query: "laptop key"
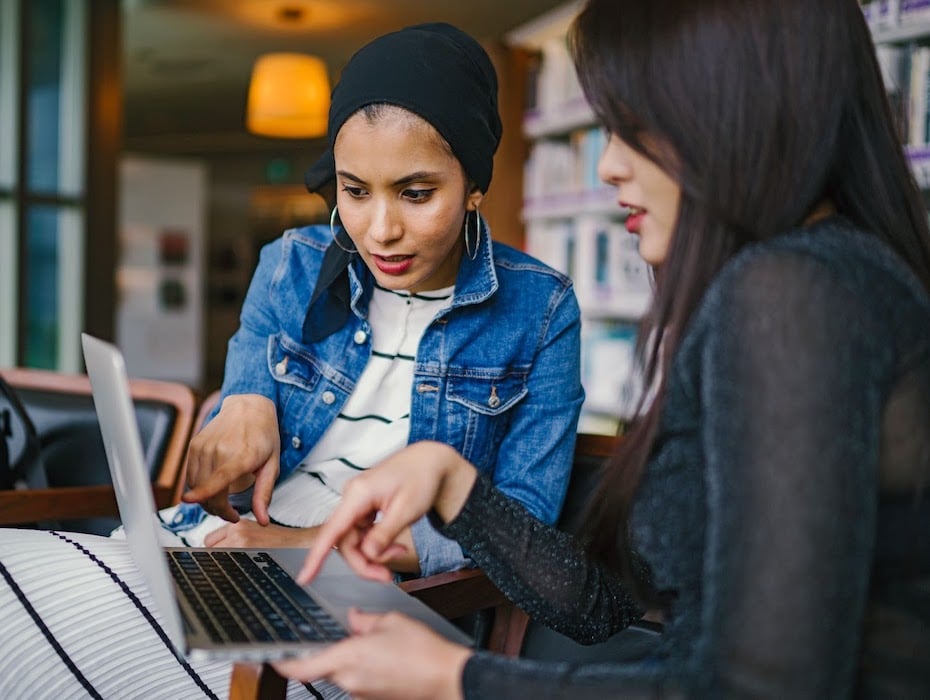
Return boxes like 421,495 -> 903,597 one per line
166,549 -> 347,645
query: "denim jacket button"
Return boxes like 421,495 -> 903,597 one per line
321,391 -> 336,404
353,330 -> 367,344
274,360 -> 287,376
488,395 -> 501,408
291,435 -> 302,449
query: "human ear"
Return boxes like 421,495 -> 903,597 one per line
465,185 -> 484,212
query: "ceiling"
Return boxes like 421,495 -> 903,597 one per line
122,0 -> 571,156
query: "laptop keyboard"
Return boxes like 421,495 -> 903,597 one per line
167,550 -> 348,644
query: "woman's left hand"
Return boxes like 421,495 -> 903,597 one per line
203,520 -> 318,548
273,608 -> 470,700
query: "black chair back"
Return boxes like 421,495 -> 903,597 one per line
15,386 -> 177,535
0,377 -> 47,492
520,433 -> 663,663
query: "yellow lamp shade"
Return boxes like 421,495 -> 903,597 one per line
246,53 -> 331,138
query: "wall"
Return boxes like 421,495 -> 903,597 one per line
201,149 -> 328,391
116,155 -> 206,387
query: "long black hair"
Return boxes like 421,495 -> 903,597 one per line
571,0 -> 930,605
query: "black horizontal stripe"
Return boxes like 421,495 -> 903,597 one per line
373,282 -> 452,301
412,291 -> 452,301
269,515 -> 302,529
337,412 -> 394,425
336,412 -> 410,424
0,559 -> 104,699
371,349 -> 416,361
338,457 -> 365,471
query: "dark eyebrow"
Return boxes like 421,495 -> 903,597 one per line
337,170 -> 440,187
391,171 -> 440,186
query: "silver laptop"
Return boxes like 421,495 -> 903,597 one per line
81,332 -> 471,662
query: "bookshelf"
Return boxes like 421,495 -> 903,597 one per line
508,1 -> 649,434
865,1 -> 930,188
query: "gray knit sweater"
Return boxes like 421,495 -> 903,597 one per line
444,217 -> 930,698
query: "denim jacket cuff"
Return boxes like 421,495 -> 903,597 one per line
227,486 -> 255,514
411,514 -> 472,577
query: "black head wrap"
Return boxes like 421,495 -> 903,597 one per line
305,22 -> 502,199
302,23 -> 502,343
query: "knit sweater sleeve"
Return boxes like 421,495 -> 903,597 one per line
442,475 -> 642,643
442,477 -> 681,699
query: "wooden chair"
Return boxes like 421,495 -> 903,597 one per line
230,433 -> 629,699
500,432 -> 663,664
0,367 -> 197,534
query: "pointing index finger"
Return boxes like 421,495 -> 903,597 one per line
297,500 -> 380,583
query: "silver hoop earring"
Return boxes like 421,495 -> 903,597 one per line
464,208 -> 481,261
330,205 -> 357,253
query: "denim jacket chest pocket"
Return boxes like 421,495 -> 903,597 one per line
442,369 -> 528,469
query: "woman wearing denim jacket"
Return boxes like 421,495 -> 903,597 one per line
168,210 -> 583,577
171,22 -> 584,579
0,23 -> 581,700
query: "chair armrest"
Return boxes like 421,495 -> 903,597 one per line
398,567 -> 510,619
0,484 -> 176,526
0,486 -> 119,524
400,568 -> 525,657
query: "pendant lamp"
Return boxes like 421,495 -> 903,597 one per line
246,52 -> 331,138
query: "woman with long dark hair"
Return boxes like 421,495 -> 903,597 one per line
275,0 -> 930,697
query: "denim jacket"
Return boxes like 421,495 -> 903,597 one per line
171,222 -> 584,575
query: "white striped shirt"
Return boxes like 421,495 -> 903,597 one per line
271,284 -> 454,527
158,284 -> 455,546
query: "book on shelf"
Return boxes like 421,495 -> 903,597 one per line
901,0 -> 930,25
533,36 -> 585,117
523,50 -> 542,114
866,3 -> 930,185
580,319 -> 642,421
525,219 -> 574,277
876,43 -> 908,141
872,41 -> 930,148
524,140 -> 575,200
864,0 -> 930,30
909,46 -> 930,146
526,215 -> 652,320
863,0 -> 897,29
523,126 -> 606,202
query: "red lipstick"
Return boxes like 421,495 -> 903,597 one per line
620,203 -> 645,234
373,254 -> 414,275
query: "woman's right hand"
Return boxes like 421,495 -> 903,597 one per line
181,393 -> 280,525
298,441 -> 478,584
273,608 -> 470,700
